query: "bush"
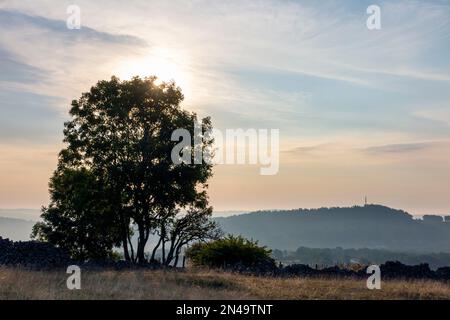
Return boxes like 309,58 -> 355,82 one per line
185,235 -> 275,270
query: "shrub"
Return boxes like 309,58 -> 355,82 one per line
185,235 -> 275,270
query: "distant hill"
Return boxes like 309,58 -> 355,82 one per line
215,205 -> 450,253
213,210 -> 248,217
0,217 -> 35,241
0,209 -> 40,221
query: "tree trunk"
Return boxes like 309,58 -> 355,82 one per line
162,239 -> 166,265
136,224 -> 147,264
151,236 -> 162,262
160,224 -> 167,265
128,232 -> 135,263
119,211 -> 131,262
122,238 -> 131,262
174,247 -> 181,267
165,237 -> 176,266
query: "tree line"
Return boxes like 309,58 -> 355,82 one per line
273,247 -> 450,269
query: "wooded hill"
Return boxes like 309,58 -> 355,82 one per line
216,205 -> 450,253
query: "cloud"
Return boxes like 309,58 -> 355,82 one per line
0,9 -> 153,146
283,140 -> 448,162
413,106 -> 450,128
0,47 -> 46,83
362,142 -> 433,155
284,143 -> 334,156
0,9 -> 147,47
0,8 -> 151,111
1,1 -> 450,140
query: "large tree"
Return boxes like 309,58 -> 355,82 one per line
35,76 -> 216,264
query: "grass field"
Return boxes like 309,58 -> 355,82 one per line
0,267 -> 449,300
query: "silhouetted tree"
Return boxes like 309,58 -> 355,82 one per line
35,76 -> 216,263
155,205 -> 222,266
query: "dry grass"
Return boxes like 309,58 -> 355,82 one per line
0,267 -> 449,300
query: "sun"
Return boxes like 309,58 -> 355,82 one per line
116,47 -> 191,95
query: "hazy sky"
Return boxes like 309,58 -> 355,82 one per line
1,0 -> 450,215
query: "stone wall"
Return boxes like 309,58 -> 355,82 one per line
0,237 -> 72,269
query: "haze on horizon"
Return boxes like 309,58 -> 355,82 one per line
1,1 -> 450,216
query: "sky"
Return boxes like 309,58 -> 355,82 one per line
1,0 -> 450,216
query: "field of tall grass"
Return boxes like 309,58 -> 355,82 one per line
0,267 -> 449,300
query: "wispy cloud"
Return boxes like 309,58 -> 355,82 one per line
0,47 -> 46,83
284,143 -> 337,156
362,142 -> 433,155
0,8 -> 150,145
0,9 -> 148,46
0,8 -> 149,103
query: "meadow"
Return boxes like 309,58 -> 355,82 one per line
1,267 -> 449,300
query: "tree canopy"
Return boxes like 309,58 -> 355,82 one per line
33,76 -> 219,264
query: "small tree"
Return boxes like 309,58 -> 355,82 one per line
186,235 -> 275,269
160,206 -> 222,266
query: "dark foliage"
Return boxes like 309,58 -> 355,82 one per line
0,237 -> 71,269
2,236 -> 450,280
273,247 -> 450,269
186,235 -> 276,271
32,76 -> 218,264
